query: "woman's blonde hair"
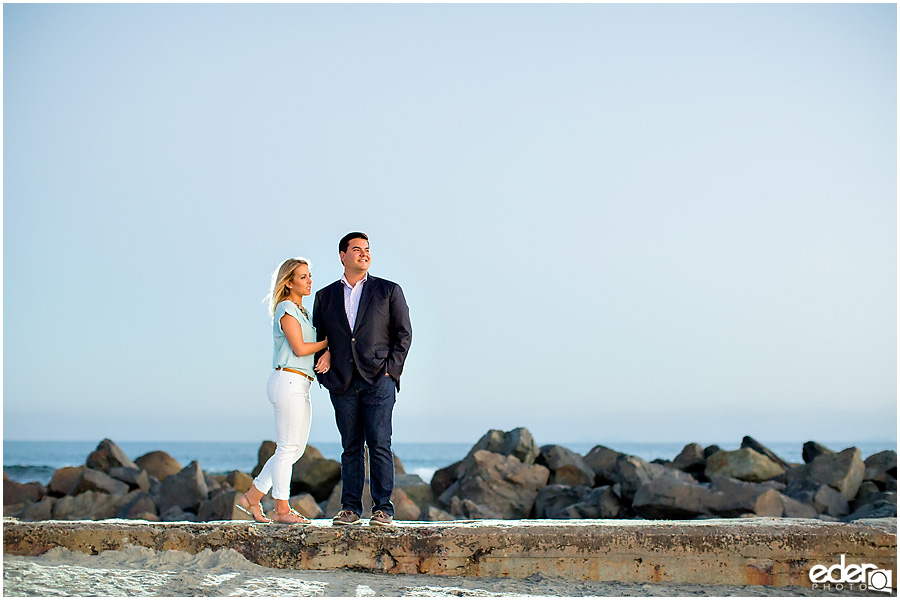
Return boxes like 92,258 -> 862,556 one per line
264,257 -> 311,318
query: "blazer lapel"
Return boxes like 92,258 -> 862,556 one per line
332,282 -> 352,335
353,277 -> 378,334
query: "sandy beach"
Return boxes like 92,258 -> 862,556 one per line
3,545 -> 889,597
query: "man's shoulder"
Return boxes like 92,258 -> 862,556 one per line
367,275 -> 403,291
317,280 -> 343,296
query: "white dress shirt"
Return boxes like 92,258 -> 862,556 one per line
341,272 -> 368,331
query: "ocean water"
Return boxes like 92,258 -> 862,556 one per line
3,439 -> 896,486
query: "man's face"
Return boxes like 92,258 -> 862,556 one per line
340,238 -> 371,273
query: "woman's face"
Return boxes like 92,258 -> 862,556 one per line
287,264 -> 313,297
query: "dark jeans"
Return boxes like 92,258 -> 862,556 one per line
330,371 -> 396,516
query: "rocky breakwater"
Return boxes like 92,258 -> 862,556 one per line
428,428 -> 896,524
4,431 -> 897,525
3,439 -> 428,524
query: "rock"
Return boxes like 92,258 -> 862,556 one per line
741,436 -> 791,470
3,476 -> 44,506
134,451 -> 183,482
533,485 -> 590,519
802,442 -> 833,464
52,491 -> 130,520
864,450 -> 897,484
118,492 -> 158,520
854,481 -> 882,507
155,461 -> 209,514
563,486 -> 623,519
251,441 -> 277,478
844,500 -> 898,522
291,456 -> 342,502
583,446 -> 624,486
394,474 -> 435,510
19,497 -> 56,521
48,467 -> 85,497
466,427 -> 540,465
430,460 -> 463,497
133,512 -> 161,522
537,445 -> 595,487
393,452 -> 406,475
705,448 -> 785,483
289,493 -> 324,520
70,469 -> 130,497
198,490 -> 239,521
439,450 -> 549,520
672,444 -> 706,477
448,496 -> 504,520
108,467 -> 150,492
703,445 -> 721,459
225,471 -> 253,494
391,488 -> 421,521
786,447 -> 865,501
4,502 -> 29,517
160,506 -> 199,522
782,480 -> 848,517
85,439 -> 138,473
615,455 -> 696,503
708,478 -> 784,518
204,473 -> 223,497
420,506 -> 456,521
632,477 -> 714,520
780,493 -> 819,518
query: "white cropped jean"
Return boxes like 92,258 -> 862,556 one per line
252,369 -> 312,500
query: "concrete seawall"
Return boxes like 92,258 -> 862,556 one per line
3,517 -> 896,588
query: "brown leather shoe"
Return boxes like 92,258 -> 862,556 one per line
332,509 -> 360,525
369,510 -> 393,527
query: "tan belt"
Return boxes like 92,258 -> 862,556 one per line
276,367 -> 314,382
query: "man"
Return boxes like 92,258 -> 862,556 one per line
313,232 -> 412,526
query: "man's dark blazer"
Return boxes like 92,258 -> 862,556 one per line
313,275 -> 412,393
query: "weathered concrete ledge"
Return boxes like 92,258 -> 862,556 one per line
3,517 -> 896,587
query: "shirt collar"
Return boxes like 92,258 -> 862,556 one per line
341,272 -> 368,289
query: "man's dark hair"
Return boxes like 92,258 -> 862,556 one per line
339,232 -> 369,253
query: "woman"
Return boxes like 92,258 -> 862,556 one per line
235,257 -> 330,524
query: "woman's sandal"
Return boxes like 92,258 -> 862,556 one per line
270,507 -> 311,524
234,493 -> 271,523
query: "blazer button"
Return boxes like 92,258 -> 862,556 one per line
350,359 -> 354,363
351,338 -> 356,343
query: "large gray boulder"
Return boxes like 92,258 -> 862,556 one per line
705,448 -> 785,483
118,492 -> 158,520
864,450 -> 897,485
47,467 -> 85,497
783,480 -> 849,517
290,493 -> 324,520
537,445 -> 595,487
672,443 -> 706,477
391,488 -> 421,521
786,447 -> 865,501
3,475 -> 44,506
421,506 -> 456,521
780,493 -> 819,518
86,439 -> 138,473
533,484 -> 590,519
109,467 -> 150,492
430,460 -> 463,498
51,490 -> 130,520
70,469 -> 130,497
155,461 -> 209,514
439,450 -> 549,519
18,497 -> 56,521
466,427 -> 540,465
708,478 -> 784,518
291,453 -> 342,502
802,441 -> 833,464
134,451 -> 182,482
562,486 -> 622,519
741,436 -> 791,470
615,455 -> 696,503
198,490 -> 239,521
632,477 -> 715,519
582,445 -> 624,486
844,500 -> 897,522
394,473 -> 435,511
225,471 -> 253,494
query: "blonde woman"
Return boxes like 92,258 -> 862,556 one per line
235,258 -> 330,524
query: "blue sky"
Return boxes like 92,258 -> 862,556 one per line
3,3 -> 896,446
